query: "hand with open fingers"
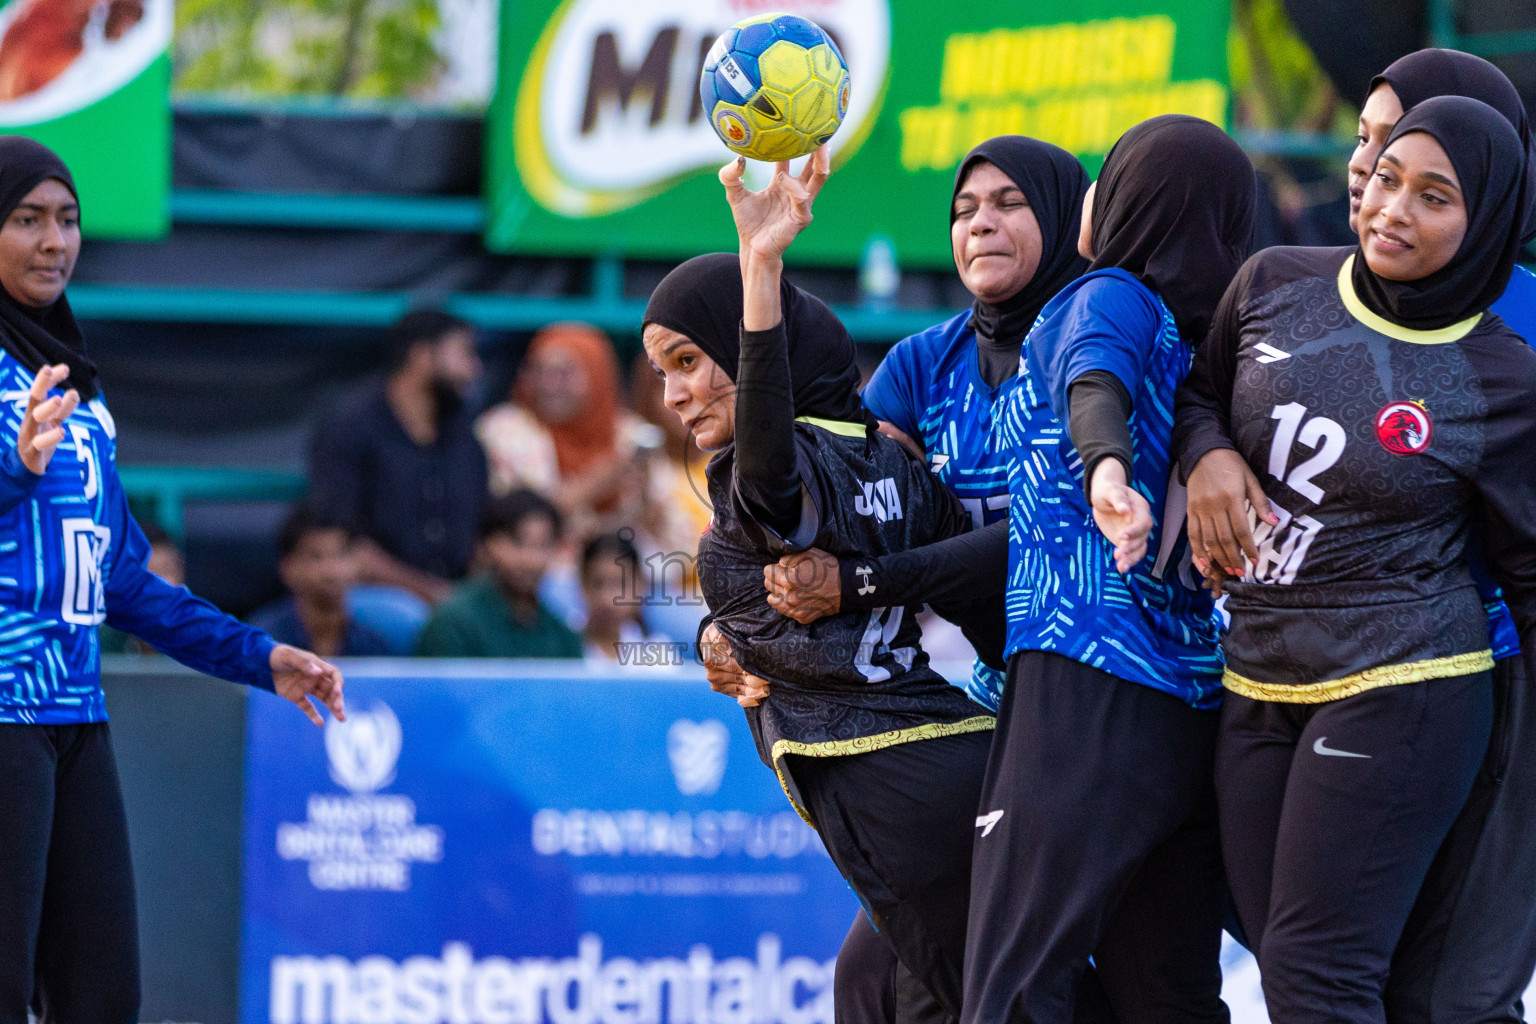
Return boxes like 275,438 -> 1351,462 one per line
763,548 -> 840,624
1186,447 -> 1277,578
270,644 -> 346,726
700,621 -> 770,707
1090,458 -> 1153,574
17,364 -> 79,476
719,146 -> 831,262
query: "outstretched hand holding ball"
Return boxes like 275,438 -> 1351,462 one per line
721,146 -> 830,262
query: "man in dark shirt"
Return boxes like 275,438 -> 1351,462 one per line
309,309 -> 488,604
249,504 -> 391,657
415,490 -> 582,659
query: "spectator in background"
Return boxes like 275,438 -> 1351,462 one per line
414,490 -> 582,659
580,531 -> 667,664
248,504 -> 390,658
99,521 -> 183,655
142,520 -> 185,586
628,349 -> 712,563
624,350 -> 712,645
310,309 -> 487,605
477,323 -> 649,541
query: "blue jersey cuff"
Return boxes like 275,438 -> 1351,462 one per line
0,445 -> 43,494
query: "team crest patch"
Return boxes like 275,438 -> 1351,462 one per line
1375,401 -> 1433,455
714,110 -> 752,147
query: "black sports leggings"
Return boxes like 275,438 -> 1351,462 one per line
962,652 -> 1227,1024
1218,673 -> 1491,1024
0,723 -> 140,1024
788,730 -> 993,1020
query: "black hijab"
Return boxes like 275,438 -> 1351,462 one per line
952,137 -> 1090,356
1372,48 -> 1536,242
0,136 -> 94,400
1351,96 -> 1527,331
642,253 -> 873,428
1087,115 -> 1256,345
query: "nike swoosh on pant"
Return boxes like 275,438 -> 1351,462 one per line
1313,736 -> 1370,758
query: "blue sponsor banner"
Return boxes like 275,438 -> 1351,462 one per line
241,662 -> 856,1024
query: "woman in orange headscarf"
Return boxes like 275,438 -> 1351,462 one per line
477,323 -> 645,540
478,323 -> 711,642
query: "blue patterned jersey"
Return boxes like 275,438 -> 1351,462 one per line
0,354 -> 276,724
863,311 -> 1011,710
993,270 -> 1223,709
1476,263 -> 1536,661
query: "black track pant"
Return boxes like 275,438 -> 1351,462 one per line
961,651 -> 1228,1024
0,723 -> 140,1024
1388,654 -> 1536,1024
789,729 -> 992,1021
836,912 -> 962,1024
1217,673 -> 1491,1024
836,914 -> 900,1024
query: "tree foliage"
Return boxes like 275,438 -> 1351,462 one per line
174,0 -> 444,98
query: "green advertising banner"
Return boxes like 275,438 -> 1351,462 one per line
0,0 -> 171,239
486,0 -> 1229,268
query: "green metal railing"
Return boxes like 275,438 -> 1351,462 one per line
170,189 -> 486,233
1428,0 -> 1536,57
119,466 -> 306,539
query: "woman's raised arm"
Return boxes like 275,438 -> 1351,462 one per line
719,150 -> 831,544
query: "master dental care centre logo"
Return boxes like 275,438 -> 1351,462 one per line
276,702 -> 445,891
514,0 -> 889,217
266,718 -> 839,1024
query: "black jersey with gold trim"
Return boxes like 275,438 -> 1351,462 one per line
1175,246 -> 1536,701
697,418 -> 992,780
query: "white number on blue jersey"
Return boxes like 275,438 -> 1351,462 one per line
66,422 -> 99,501
959,494 -> 1010,531
60,518 -> 110,625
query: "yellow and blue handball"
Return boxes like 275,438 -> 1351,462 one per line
700,13 -> 850,162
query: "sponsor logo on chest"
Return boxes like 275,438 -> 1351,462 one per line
854,477 -> 903,522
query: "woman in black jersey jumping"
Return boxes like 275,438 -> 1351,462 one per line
641,148 -> 993,1022
1173,97 -> 1536,1023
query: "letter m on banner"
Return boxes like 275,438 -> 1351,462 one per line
61,518 -> 110,626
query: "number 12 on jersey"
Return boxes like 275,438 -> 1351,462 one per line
1267,402 -> 1344,503
1246,402 -> 1341,585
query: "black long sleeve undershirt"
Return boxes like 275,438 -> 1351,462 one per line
835,520 -> 1009,668
1170,261 -> 1252,483
838,518 -> 1009,611
732,321 -> 803,540
1067,370 -> 1133,501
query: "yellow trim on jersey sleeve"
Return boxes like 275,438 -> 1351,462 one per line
1223,649 -> 1494,704
768,715 -> 996,826
794,415 -> 867,438
1338,255 -> 1482,344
